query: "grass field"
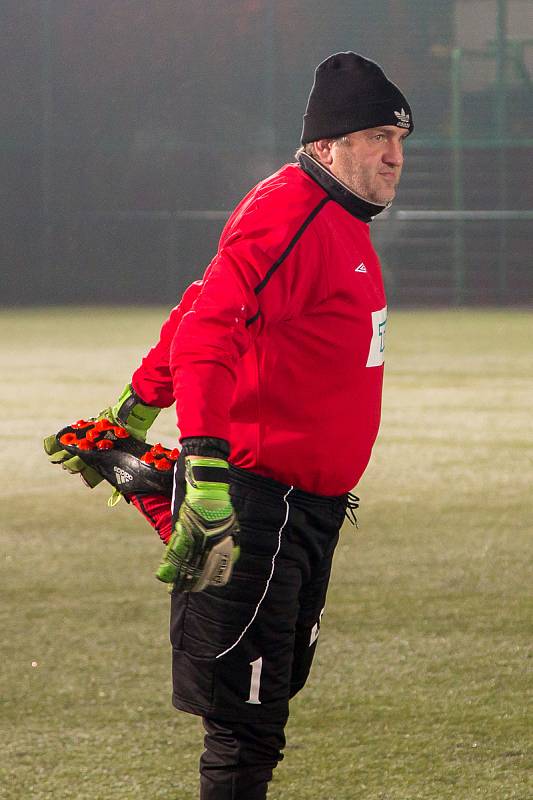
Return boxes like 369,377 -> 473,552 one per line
1,307 -> 531,800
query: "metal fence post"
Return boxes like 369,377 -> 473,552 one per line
40,0 -> 53,297
496,0 -> 508,302
451,47 -> 465,305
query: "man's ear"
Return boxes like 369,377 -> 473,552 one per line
313,139 -> 334,166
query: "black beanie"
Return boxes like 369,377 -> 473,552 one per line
301,52 -> 413,144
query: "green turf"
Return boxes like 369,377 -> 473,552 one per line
1,307 -> 531,799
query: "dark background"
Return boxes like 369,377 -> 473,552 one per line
2,0 -> 532,306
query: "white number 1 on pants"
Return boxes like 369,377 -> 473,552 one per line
246,657 -> 263,705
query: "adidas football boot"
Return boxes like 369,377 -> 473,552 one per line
53,418 -> 177,498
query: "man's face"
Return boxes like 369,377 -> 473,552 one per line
318,126 -> 408,205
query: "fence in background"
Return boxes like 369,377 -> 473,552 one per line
2,0 -> 532,306
6,203 -> 528,308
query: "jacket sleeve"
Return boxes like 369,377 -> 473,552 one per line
170,225 -> 326,442
130,281 -> 202,407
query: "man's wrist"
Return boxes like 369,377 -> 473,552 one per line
180,436 -> 230,460
184,455 -> 232,521
112,383 -> 161,433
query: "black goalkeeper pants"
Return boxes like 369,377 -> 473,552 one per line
170,465 -> 348,799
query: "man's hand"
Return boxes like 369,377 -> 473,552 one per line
156,455 -> 240,592
43,384 -> 161,488
43,436 -> 104,486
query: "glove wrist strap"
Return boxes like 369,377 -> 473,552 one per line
113,384 -> 161,432
185,456 -> 231,520
185,456 -> 229,487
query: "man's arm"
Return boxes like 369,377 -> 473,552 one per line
155,242 -> 276,590
131,280 -> 202,407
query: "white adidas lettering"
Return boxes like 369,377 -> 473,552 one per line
113,465 -> 133,485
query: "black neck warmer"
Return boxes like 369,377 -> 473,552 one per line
297,152 -> 389,223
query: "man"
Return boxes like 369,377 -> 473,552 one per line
45,52 -> 412,799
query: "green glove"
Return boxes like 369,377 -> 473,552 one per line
156,456 -> 240,593
43,384 -> 161,488
106,383 -> 162,442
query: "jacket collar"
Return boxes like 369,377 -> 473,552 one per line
297,151 -> 390,222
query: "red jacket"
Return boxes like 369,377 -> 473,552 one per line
133,154 -> 388,496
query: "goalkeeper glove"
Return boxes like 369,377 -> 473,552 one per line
43,383 -> 161,488
156,450 -> 240,593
